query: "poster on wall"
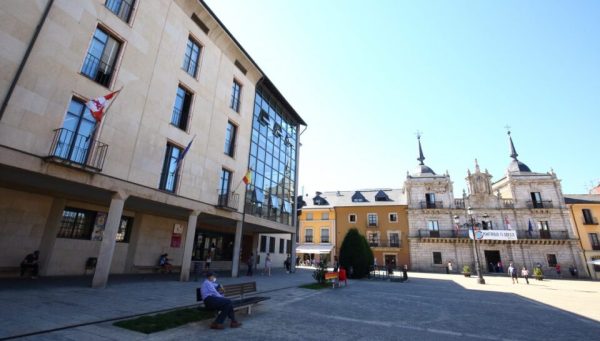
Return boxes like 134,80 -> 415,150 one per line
170,223 -> 183,248
91,212 -> 107,241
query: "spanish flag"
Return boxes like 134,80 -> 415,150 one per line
242,170 -> 253,185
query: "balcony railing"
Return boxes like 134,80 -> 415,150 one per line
367,221 -> 378,228
526,200 -> 553,209
454,199 -> 465,209
81,53 -> 114,87
47,128 -> 108,171
417,229 -> 570,240
217,191 -> 239,211
502,199 -> 514,208
516,230 -> 568,240
305,236 -> 313,243
418,229 -> 469,238
420,201 -> 443,209
367,239 -> 402,248
583,216 -> 599,225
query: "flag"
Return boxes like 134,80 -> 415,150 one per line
505,216 -> 512,230
242,169 -> 253,185
175,136 -> 195,172
85,90 -> 120,122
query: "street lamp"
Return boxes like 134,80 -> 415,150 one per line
467,206 -> 486,285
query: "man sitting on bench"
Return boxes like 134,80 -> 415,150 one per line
201,272 -> 242,330
21,250 -> 39,279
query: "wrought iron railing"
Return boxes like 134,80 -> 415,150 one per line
417,229 -> 570,240
454,199 -> 465,209
81,53 -> 114,87
420,201 -> 444,209
502,199 -> 514,208
526,200 -> 553,209
305,236 -> 313,243
368,239 -> 402,248
47,128 -> 108,171
217,191 -> 239,211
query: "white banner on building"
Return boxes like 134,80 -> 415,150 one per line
468,230 -> 518,241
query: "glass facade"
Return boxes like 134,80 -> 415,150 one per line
245,88 -> 298,226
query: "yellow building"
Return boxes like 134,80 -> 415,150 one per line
565,194 -> 600,279
297,193 -> 336,264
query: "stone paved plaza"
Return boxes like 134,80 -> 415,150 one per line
2,270 -> 599,340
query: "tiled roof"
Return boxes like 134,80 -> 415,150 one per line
303,189 -> 406,208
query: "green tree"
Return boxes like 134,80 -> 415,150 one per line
339,228 -> 374,279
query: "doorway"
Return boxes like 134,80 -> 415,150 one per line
384,254 -> 397,269
484,250 -> 501,273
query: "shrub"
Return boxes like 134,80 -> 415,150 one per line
339,228 -> 373,279
463,265 -> 471,273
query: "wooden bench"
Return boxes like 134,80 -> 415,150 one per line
133,265 -> 182,273
0,266 -> 20,278
196,281 -> 270,315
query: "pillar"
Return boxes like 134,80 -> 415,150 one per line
38,197 -> 66,276
179,211 -> 199,282
92,192 -> 126,289
231,220 -> 243,278
290,232 -> 297,272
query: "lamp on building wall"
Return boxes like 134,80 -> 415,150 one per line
468,206 -> 486,284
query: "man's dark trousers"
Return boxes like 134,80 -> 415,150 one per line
204,296 -> 235,324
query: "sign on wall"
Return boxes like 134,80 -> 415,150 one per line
91,212 -> 108,241
469,230 -> 518,241
171,223 -> 183,248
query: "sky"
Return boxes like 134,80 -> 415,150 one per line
205,0 -> 600,197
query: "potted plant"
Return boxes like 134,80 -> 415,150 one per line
533,267 -> 544,281
462,265 -> 471,277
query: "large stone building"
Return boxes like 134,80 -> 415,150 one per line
407,133 -> 586,277
0,0 -> 305,287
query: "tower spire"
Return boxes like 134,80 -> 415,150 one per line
507,129 -> 519,160
417,132 -> 425,165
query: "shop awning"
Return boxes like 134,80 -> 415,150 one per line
296,244 -> 334,254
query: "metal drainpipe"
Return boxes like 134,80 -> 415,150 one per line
0,0 -> 54,121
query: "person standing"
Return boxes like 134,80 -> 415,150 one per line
263,253 -> 272,276
508,263 -> 518,284
497,261 -> 504,273
402,264 -> 408,282
447,261 -> 453,274
555,264 -> 561,277
246,253 -> 254,276
20,250 -> 39,278
284,255 -> 291,273
204,253 -> 212,273
201,272 -> 242,330
521,266 -> 530,284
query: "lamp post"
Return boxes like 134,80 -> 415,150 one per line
467,207 -> 486,284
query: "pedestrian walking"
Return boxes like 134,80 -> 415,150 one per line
402,264 -> 408,282
204,253 -> 212,273
555,264 -> 561,277
497,261 -> 504,273
246,253 -> 254,276
521,266 -> 529,284
263,253 -> 272,276
447,261 -> 453,274
508,263 -> 518,284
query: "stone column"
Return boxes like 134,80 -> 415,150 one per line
290,232 -> 297,272
92,192 -> 127,289
38,197 -> 66,276
231,220 -> 243,278
179,211 -> 199,282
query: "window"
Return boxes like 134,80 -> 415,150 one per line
269,237 -> 276,253
583,209 -> 596,225
592,256 -> 600,272
57,207 -> 96,239
159,143 -> 182,192
306,213 -> 313,221
305,229 -> 313,243
375,190 -> 390,201
537,221 -> 551,239
351,191 -> 367,202
279,239 -> 285,254
433,252 -> 442,265
286,240 -> 291,254
425,193 -> 436,208
389,232 -> 400,247
105,0 -> 134,23
81,27 -> 121,87
54,99 -> 97,164
546,254 -> 557,267
322,212 -> 329,220
218,169 -> 232,206
349,214 -> 356,223
531,192 -> 543,208
224,121 -> 237,157
428,220 -> 440,237
182,37 -> 201,77
367,232 -> 379,247
321,229 -> 329,243
589,233 -> 600,250
116,216 -> 133,243
260,235 -> 267,252
389,213 -> 398,222
367,213 -> 378,227
230,80 -> 242,112
172,86 -> 192,130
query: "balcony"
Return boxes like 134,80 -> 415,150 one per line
216,191 -> 239,211
417,229 -> 569,240
367,221 -> 378,228
367,239 -> 402,248
454,199 -> 465,209
583,216 -> 599,225
46,128 -> 108,171
418,229 -> 469,238
526,200 -> 553,209
420,201 -> 443,209
305,236 -> 313,243
502,199 -> 514,208
516,230 -> 568,240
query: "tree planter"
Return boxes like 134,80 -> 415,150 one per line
463,273 -> 471,277
462,265 -> 471,277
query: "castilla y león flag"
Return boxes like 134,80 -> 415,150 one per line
86,90 -> 120,122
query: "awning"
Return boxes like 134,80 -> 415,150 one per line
296,244 -> 334,254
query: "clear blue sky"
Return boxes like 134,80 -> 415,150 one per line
205,0 -> 600,196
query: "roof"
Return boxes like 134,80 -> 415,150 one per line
303,189 -> 407,208
564,194 -> 600,204
507,159 -> 532,173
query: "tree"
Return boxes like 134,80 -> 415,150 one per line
339,228 -> 374,279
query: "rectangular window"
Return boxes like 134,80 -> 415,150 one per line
159,143 -> 182,192
218,168 -> 232,201
428,220 -> 440,237
426,193 -> 436,204
305,229 -> 313,243
279,239 -> 285,254
171,86 -> 192,130
224,121 -> 237,157
583,209 -> 596,225
433,252 -> 442,265
389,232 -> 400,247
321,229 -> 329,243
286,240 -> 291,254
593,256 -> 600,272
367,213 -> 378,227
230,80 -> 242,112
306,213 -> 313,221
589,233 -> 600,250
546,254 -> 557,267
105,0 -> 134,23
349,214 -> 356,223
182,36 -> 201,77
322,212 -> 329,220
260,235 -> 267,253
367,232 -> 379,247
54,99 -> 97,164
116,216 -> 133,243
57,207 -> 96,239
389,213 -> 398,222
531,192 -> 543,208
537,221 -> 551,239
81,27 -> 121,87
269,237 -> 276,253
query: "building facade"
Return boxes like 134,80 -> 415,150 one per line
0,0 -> 305,287
407,133 -> 586,277
565,194 -> 600,279
297,192 -> 336,265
